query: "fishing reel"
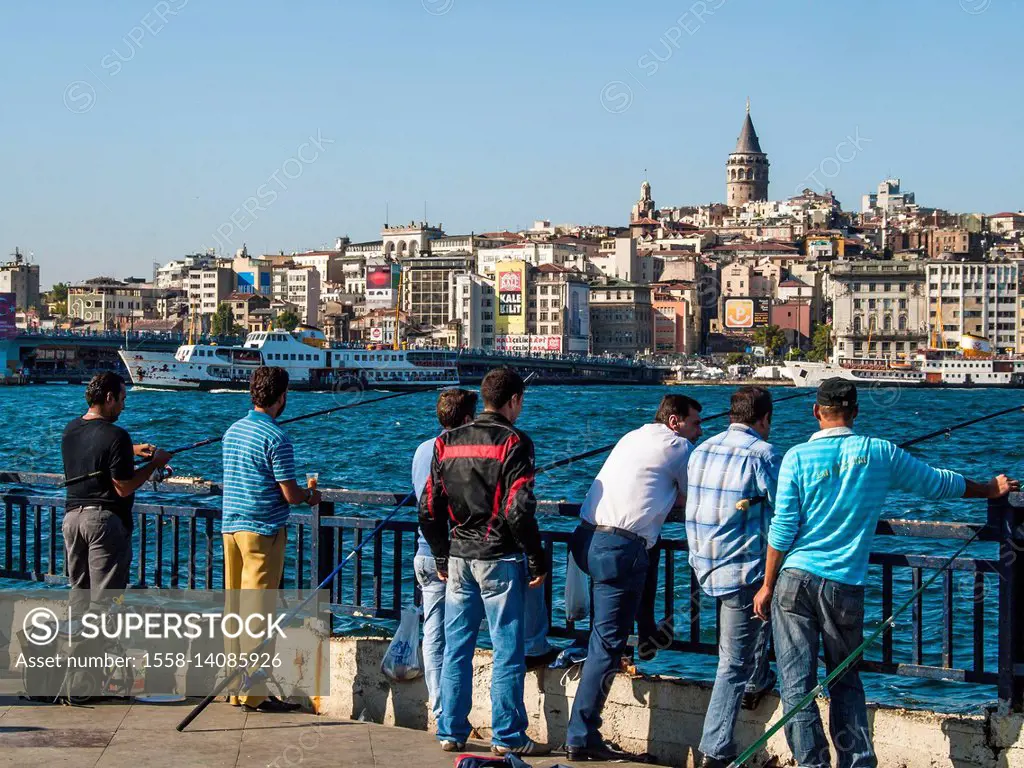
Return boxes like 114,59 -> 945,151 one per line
151,465 -> 174,488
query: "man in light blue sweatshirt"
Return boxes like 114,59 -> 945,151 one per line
754,378 -> 1017,768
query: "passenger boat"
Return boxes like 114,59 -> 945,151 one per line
784,336 -> 1024,388
118,328 -> 459,391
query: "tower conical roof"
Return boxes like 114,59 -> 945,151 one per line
734,112 -> 763,154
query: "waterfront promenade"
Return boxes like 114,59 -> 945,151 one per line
0,697 -> 655,768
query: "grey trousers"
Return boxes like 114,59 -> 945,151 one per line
63,506 -> 132,614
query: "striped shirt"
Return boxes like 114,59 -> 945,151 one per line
768,427 -> 967,586
221,410 -> 297,536
685,424 -> 782,597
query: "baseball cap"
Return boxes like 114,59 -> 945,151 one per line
817,378 -> 857,407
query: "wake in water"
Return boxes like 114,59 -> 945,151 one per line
207,389 -> 247,394
130,386 -> 183,393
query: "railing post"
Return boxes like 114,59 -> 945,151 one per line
310,501 -> 336,592
995,493 -> 1024,710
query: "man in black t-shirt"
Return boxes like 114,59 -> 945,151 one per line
62,372 -> 171,608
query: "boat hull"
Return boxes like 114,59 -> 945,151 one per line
118,350 -> 458,392
783,361 -> 1024,388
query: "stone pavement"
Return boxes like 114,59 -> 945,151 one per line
0,697 -> 662,768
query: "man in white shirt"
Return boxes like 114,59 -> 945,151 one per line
565,394 -> 703,762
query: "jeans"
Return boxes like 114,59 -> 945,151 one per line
566,524 -> 649,749
414,555 -> 447,720
773,569 -> 876,768
416,553 -> 551,720
437,555 -> 529,748
698,585 -> 776,761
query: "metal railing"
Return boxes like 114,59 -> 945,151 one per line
2,469 -> 1024,708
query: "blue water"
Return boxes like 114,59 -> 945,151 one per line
2,383 -> 1022,713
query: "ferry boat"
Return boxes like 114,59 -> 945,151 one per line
118,328 -> 460,391
784,335 -> 1024,388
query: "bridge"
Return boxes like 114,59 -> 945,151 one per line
0,332 -> 660,385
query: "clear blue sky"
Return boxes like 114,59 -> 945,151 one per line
1,0 -> 1021,286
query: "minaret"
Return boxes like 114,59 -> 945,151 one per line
726,99 -> 770,206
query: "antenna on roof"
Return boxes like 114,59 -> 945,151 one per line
385,201 -> 389,228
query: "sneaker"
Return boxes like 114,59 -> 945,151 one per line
525,647 -> 561,670
440,740 -> 465,752
491,739 -> 552,756
565,741 -> 638,762
240,696 -> 302,713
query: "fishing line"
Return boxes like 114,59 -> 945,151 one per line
175,490 -> 416,732
730,402 -> 1024,767
536,388 -> 815,475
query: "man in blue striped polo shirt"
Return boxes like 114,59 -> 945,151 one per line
686,386 -> 781,768
755,378 -> 1018,767
222,366 -> 322,713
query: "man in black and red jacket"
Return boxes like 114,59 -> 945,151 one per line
419,367 -> 550,757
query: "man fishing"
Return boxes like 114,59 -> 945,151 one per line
685,386 -> 780,768
221,365 -> 322,713
62,371 -> 172,613
754,378 -> 1019,767
411,386 -> 559,722
565,394 -> 702,762
419,367 -> 551,756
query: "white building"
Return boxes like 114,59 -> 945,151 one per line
453,273 -> 496,349
862,178 -> 916,215
69,278 -> 167,328
382,221 -> 445,259
187,267 -> 235,318
590,236 -> 639,282
926,259 -> 1020,353
272,265 -> 321,325
477,241 -> 584,278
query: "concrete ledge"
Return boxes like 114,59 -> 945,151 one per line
318,637 -> 1014,768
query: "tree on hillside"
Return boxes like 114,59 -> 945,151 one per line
210,303 -> 242,336
725,352 -> 747,366
274,310 -> 300,332
808,324 -> 833,362
752,324 -> 786,358
49,283 -> 69,303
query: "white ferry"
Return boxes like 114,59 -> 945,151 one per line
784,335 -> 1024,388
118,328 -> 460,391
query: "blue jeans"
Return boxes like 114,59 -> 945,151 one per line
566,524 -> 649,749
438,555 -> 529,748
699,585 -> 776,761
415,552 -> 552,720
773,568 -> 877,768
414,554 -> 447,720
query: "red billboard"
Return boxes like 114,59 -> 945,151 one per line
0,294 -> 16,339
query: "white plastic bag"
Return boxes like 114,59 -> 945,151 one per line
564,551 -> 590,622
381,607 -> 424,681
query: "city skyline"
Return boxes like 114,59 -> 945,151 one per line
1,0 -> 1021,284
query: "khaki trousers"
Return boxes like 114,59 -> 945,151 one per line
222,529 -> 286,707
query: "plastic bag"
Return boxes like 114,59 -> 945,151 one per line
564,551 -> 590,622
381,607 -> 424,681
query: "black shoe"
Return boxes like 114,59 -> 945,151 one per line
525,647 -> 561,670
741,675 -> 776,710
240,696 -> 302,713
700,757 -> 731,768
565,741 -> 639,762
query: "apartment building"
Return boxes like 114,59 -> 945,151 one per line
926,259 -> 1020,353
830,261 -> 927,360
271,265 -> 321,325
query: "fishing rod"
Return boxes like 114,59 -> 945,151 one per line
537,388 -> 815,475
730,403 -> 1024,768
178,371 -> 542,731
60,388 -> 437,489
175,489 -> 416,732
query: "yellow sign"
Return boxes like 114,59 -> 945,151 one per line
494,260 -> 527,335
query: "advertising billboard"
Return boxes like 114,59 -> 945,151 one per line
493,335 -> 562,354
365,263 -> 400,309
494,260 -> 527,335
0,294 -> 16,339
724,297 -> 770,330
567,282 -> 590,340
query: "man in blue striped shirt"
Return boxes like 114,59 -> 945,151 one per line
686,386 -> 781,768
221,366 -> 322,713
755,378 -> 1018,767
